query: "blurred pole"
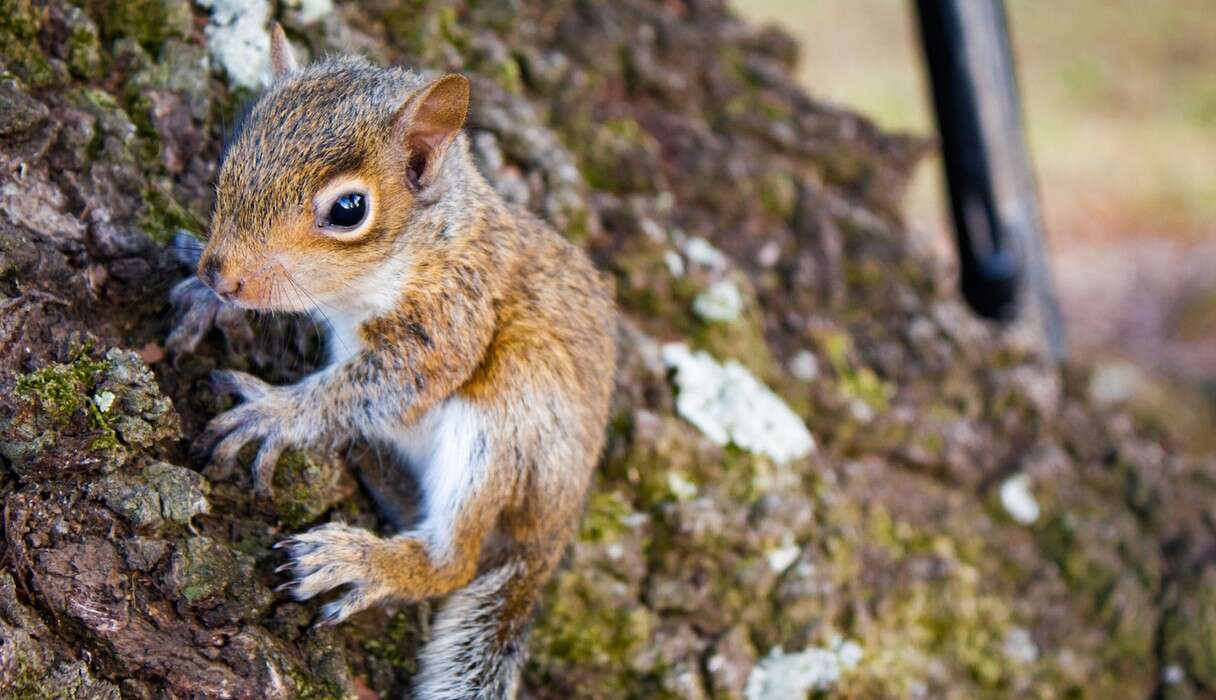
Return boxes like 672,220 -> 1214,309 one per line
915,0 -> 1067,361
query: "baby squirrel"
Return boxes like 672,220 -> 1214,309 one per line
172,26 -> 615,699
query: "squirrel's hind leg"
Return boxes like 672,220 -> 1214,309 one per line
276,510 -> 498,626
412,544 -> 563,700
275,521 -> 425,624
276,437 -> 510,624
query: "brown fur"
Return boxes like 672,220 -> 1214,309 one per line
182,31 -> 615,699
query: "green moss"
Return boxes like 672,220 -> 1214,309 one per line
361,609 -> 425,675
15,355 -> 106,424
838,366 -> 893,412
819,329 -> 851,370
63,8 -> 103,79
88,0 -> 192,51
910,427 -> 945,456
286,667 -> 348,700
491,55 -> 524,94
0,645 -> 47,700
383,2 -> 467,68
139,183 -> 203,244
580,118 -> 659,193
600,434 -> 685,511
1035,512 -> 1113,596
844,257 -> 887,289
124,90 -> 164,161
713,448 -> 771,504
379,0 -> 440,58
0,0 -> 56,87
612,236 -> 779,382
816,329 -> 893,416
758,170 -> 798,221
168,536 -> 272,617
13,346 -> 122,454
717,90 -> 793,126
271,449 -> 348,529
580,490 -> 636,543
828,505 -> 1030,697
690,309 -> 779,386
118,39 -> 210,177
434,5 -> 469,52
69,87 -> 141,165
530,568 -> 655,693
612,244 -> 701,323
1164,569 -> 1216,689
170,537 -> 231,603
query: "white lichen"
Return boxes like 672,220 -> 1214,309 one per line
682,236 -> 729,273
848,399 -> 875,424
639,217 -> 666,243
285,0 -> 333,24
663,249 -> 686,277
745,637 -> 863,700
692,279 -> 743,323
1003,627 -> 1038,664
1088,360 -> 1148,408
93,390 -> 116,413
196,0 -> 273,90
756,240 -> 780,268
764,538 -> 800,573
666,471 -> 698,501
1000,473 -> 1040,525
662,343 -> 815,464
789,350 -> 819,381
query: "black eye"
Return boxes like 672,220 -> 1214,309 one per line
327,192 -> 367,228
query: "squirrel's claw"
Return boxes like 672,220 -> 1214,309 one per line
169,229 -> 205,268
193,402 -> 252,456
194,379 -> 294,495
315,589 -> 372,627
211,369 -> 272,402
209,427 -> 255,472
166,278 -> 222,358
274,523 -> 389,625
250,440 -> 284,498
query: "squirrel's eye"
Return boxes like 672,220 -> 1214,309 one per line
327,192 -> 367,229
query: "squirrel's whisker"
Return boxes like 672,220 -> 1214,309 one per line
282,267 -> 352,361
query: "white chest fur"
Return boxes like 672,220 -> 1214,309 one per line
319,309 -> 366,366
316,250 -> 411,366
390,397 -> 490,560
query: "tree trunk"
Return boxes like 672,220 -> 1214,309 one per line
0,1 -> 1212,698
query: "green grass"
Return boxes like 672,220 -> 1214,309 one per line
732,0 -> 1216,244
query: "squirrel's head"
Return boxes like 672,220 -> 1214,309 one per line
198,25 -> 471,312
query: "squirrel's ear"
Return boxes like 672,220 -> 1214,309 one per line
269,23 -> 299,79
398,74 -> 470,191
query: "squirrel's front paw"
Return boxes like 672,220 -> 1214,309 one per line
165,231 -> 254,358
196,369 -> 301,495
275,523 -> 390,625
166,277 -> 224,356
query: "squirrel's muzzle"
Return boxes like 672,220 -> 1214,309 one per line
200,256 -> 243,302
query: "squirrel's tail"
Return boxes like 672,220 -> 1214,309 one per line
411,557 -> 544,700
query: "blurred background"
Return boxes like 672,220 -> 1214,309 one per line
734,0 -> 1216,398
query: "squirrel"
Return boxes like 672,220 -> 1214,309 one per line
169,25 -> 616,699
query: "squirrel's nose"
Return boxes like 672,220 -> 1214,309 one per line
201,258 -> 243,300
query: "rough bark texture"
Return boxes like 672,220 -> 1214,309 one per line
0,1 -> 1214,699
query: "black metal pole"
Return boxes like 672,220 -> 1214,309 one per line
915,0 -> 1066,360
